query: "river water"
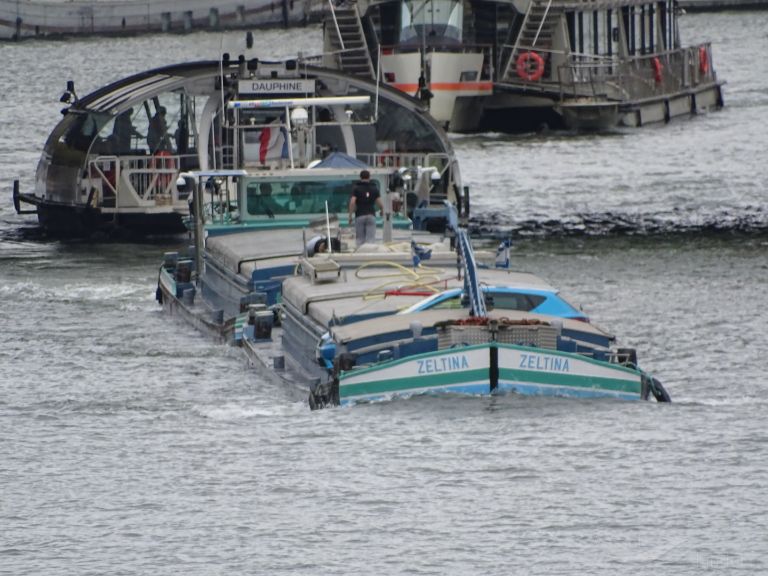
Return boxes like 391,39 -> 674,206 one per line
1,13 -> 766,575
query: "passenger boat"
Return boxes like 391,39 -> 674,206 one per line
13,55 -> 459,237
154,61 -> 669,406
322,0 -> 724,131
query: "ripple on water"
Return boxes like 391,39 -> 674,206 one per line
1,12 -> 767,576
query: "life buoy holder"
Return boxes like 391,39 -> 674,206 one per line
651,57 -> 663,84
516,51 -> 545,82
698,46 -> 709,75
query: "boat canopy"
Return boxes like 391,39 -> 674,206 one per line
35,60 -> 459,207
312,152 -> 369,169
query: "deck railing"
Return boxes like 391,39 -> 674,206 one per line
86,153 -> 197,210
557,43 -> 717,102
358,151 -> 450,171
499,42 -> 716,103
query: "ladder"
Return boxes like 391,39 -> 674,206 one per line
500,0 -> 560,82
453,227 -> 487,318
326,1 -> 376,79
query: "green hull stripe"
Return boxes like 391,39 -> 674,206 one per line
341,369 -> 489,397
498,368 -> 640,394
496,343 -> 641,376
341,344 -> 488,379
339,343 -> 642,398
341,368 -> 639,398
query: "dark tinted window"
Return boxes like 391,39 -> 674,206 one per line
490,293 -> 546,312
245,178 -> 378,217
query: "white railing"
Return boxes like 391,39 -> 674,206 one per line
357,152 -> 451,172
327,0 -> 345,51
556,43 -> 717,102
86,153 -> 196,210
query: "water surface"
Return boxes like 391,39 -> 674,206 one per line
1,13 -> 766,575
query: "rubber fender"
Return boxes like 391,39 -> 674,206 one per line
651,377 -> 672,403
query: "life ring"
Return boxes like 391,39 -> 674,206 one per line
651,57 -> 663,84
698,46 -> 709,74
152,150 -> 176,190
516,51 -> 545,82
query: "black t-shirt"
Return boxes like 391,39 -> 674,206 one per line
352,180 -> 379,216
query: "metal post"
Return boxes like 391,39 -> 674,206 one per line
284,105 -> 294,169
383,184 -> 392,243
374,45 -> 381,120
328,0 -> 345,51
193,178 -> 204,281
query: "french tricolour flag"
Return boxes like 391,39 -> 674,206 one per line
258,126 -> 289,164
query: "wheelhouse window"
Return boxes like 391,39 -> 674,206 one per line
399,0 -> 463,45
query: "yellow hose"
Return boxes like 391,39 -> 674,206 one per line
354,260 -> 449,301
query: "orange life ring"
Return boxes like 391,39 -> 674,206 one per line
516,51 -> 545,82
652,57 -> 663,84
699,46 -> 709,74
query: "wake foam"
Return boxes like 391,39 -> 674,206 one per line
470,207 -> 768,238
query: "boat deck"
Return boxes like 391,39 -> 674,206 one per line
205,226 -> 458,278
282,259 -> 561,329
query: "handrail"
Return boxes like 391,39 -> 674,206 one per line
532,0 -> 554,48
455,228 -> 486,318
508,0 -> 534,68
86,153 -> 190,208
327,0 -> 345,51
551,42 -> 716,102
356,152 -> 451,171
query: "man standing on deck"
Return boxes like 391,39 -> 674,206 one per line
148,106 -> 172,153
112,109 -> 143,154
348,170 -> 383,248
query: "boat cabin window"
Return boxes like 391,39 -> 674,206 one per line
566,2 -> 671,58
399,0 -> 463,45
429,291 -> 546,311
244,178 -> 380,218
491,293 -> 546,312
59,111 -> 112,154
86,92 -> 197,158
375,98 -> 444,152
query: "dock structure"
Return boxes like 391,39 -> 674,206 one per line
0,0 -> 323,40
678,0 -> 768,10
